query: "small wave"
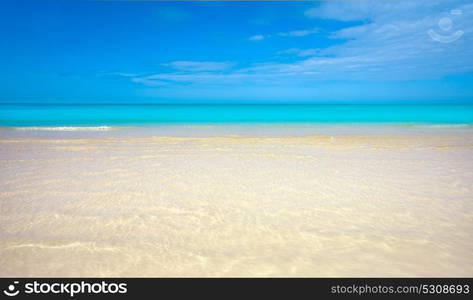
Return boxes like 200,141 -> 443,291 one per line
13,126 -> 113,131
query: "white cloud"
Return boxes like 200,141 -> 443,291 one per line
304,1 -> 433,22
250,27 -> 319,41
278,28 -> 319,37
249,35 -> 265,41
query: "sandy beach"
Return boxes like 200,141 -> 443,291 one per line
1,126 -> 473,277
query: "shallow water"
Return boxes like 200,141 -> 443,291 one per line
1,127 -> 472,277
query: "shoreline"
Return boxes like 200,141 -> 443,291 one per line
2,123 -> 473,140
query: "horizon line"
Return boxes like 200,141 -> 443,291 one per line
2,102 -> 473,106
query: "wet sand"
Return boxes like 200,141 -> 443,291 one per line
1,128 -> 473,277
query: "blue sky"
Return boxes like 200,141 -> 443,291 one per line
1,0 -> 473,103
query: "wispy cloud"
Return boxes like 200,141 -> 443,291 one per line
97,71 -> 138,78
277,28 -> 319,37
249,27 -> 319,41
278,48 -> 320,57
164,61 -> 234,72
249,35 -> 265,41
124,60 -> 237,86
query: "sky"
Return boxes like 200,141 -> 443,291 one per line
1,0 -> 473,104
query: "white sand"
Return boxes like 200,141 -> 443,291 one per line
1,128 -> 473,277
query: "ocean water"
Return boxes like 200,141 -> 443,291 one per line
1,104 -> 473,127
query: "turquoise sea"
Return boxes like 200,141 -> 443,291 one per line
1,104 -> 473,127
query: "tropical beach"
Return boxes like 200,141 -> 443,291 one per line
1,0 -> 473,278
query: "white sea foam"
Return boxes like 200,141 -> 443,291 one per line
13,126 -> 113,131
